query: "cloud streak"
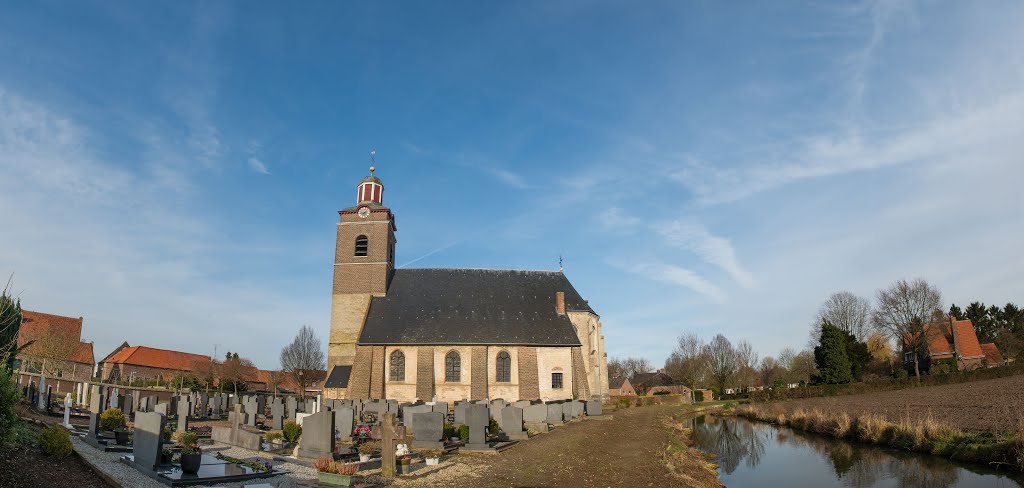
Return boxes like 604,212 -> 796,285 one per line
657,220 -> 756,289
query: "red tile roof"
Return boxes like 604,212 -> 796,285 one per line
952,319 -> 984,358
18,310 -> 94,365
103,345 -> 212,372
981,343 -> 1003,365
922,324 -> 953,355
73,341 -> 95,365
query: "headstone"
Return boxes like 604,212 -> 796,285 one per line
244,396 -> 259,427
380,413 -> 398,478
295,412 -> 311,426
402,404 -> 433,431
256,394 -> 267,418
132,412 -> 167,471
513,400 -> 532,409
132,391 -> 141,413
546,403 -> 563,425
154,402 -> 169,416
88,387 -> 105,437
212,406 -> 264,451
585,400 -> 602,416
211,395 -> 222,420
176,396 -> 190,432
270,398 -> 285,430
561,402 -> 573,422
62,393 -> 73,427
501,406 -> 527,440
36,376 -> 47,410
454,403 -> 468,425
123,393 -> 134,417
109,388 -> 119,409
464,404 -> 489,449
334,406 -> 355,442
44,386 -> 53,413
81,382 -> 90,406
199,393 -> 209,418
431,402 -> 448,415
411,412 -> 444,449
297,411 -> 336,460
286,397 -> 298,420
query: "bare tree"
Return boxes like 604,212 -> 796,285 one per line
758,356 -> 780,387
735,340 -> 759,388
705,334 -> 738,393
790,349 -> 817,384
280,325 -> 326,400
872,278 -> 942,378
813,291 -> 873,342
219,352 -> 256,396
267,369 -> 284,397
663,333 -> 707,388
192,358 -> 219,393
607,356 -> 653,381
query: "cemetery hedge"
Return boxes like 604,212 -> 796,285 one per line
283,421 -> 302,443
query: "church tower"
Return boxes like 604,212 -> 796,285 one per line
327,167 -> 396,368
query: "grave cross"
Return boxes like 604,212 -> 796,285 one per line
380,412 -> 398,478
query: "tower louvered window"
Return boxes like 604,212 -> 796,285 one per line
389,350 -> 405,382
445,351 -> 461,382
354,235 -> 368,256
496,351 -> 511,382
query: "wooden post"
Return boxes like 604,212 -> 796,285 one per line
381,412 -> 397,478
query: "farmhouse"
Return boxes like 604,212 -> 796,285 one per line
323,168 -> 609,403
14,310 -> 96,392
905,317 -> 1003,372
608,376 -> 636,396
98,343 -> 212,383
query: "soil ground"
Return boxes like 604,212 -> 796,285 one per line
0,408 -> 109,488
772,373 -> 1024,433
392,403 -> 722,488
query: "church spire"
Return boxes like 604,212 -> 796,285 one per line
357,162 -> 384,206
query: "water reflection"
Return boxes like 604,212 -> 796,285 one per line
691,416 -> 1020,488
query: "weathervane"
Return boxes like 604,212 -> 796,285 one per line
370,149 -> 376,174
559,254 -> 564,272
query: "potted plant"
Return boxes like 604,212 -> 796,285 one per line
177,432 -> 202,474
282,421 -> 302,444
357,441 -> 377,462
397,455 -> 412,475
99,407 -> 126,434
421,449 -> 443,466
314,457 -> 359,486
264,431 -> 283,447
353,425 -> 370,440
160,448 -> 174,465
162,423 -> 174,442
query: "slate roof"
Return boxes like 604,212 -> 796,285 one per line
357,268 -> 594,346
608,376 -> 628,389
324,365 -> 352,389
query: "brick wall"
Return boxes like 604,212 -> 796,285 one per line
370,345 -> 386,399
571,346 -> 592,400
471,346 -> 487,399
416,347 -> 434,400
517,347 -> 540,400
331,210 -> 394,296
346,346 -> 373,400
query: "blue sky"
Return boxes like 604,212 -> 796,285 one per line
2,1 -> 1022,370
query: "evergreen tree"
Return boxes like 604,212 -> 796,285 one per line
814,320 -> 853,384
843,331 -> 871,381
0,279 -> 23,366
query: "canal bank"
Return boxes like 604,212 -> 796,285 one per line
692,415 -> 1023,488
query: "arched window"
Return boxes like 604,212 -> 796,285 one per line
496,351 -> 511,383
354,235 -> 368,256
445,351 -> 461,382
389,350 -> 405,382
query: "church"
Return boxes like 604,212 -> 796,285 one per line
322,168 -> 609,403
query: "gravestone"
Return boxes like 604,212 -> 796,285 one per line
176,396 -> 190,432
244,396 -> 259,427
305,398 -> 316,415
454,403 -> 468,425
513,400 -> 532,409
81,382 -> 90,406
44,386 -> 53,413
132,411 -> 167,471
154,402 -> 169,416
402,404 -> 433,432
199,393 -> 209,418
380,413 -> 398,478
37,376 -> 47,410
211,395 -> 222,420
464,404 -> 489,450
256,395 -> 267,418
411,411 -> 444,449
286,397 -> 298,420
501,406 -> 528,440
123,393 -> 134,417
334,406 -> 355,442
585,400 -> 602,416
546,403 -> 564,425
561,402 -> 573,422
431,402 -> 448,415
62,393 -> 73,427
132,391 -> 141,414
270,398 -> 284,430
88,387 -> 105,437
297,410 -> 335,459
109,388 -> 119,409
212,405 -> 263,451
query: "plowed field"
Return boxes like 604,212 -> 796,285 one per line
771,373 -> 1024,433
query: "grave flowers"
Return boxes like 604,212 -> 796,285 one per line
357,440 -> 377,462
353,425 -> 371,439
177,431 -> 202,474
314,457 -> 359,486
420,448 -> 443,466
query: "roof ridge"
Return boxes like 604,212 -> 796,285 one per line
132,344 -> 209,357
402,267 -> 562,273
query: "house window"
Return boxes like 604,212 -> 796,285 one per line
445,351 -> 461,382
551,372 -> 563,389
354,235 -> 368,256
496,351 -> 511,383
389,350 -> 405,382
904,352 -> 914,363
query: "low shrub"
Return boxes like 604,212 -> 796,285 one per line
176,431 -> 201,454
458,424 -> 469,440
38,425 -> 72,457
283,421 -> 302,443
357,440 -> 378,455
653,390 -> 671,396
443,422 -> 458,439
99,408 -> 126,431
0,361 -> 22,447
264,431 -> 282,443
488,417 -> 501,435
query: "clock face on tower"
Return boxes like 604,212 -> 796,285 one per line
358,206 -> 370,218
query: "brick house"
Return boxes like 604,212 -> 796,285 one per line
608,376 -> 636,396
323,169 -> 609,403
904,317 -> 1001,373
98,344 -> 212,383
14,311 -> 96,394
632,371 -> 692,397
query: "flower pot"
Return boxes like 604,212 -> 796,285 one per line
160,451 -> 174,465
114,430 -> 130,445
359,454 -> 370,462
426,457 -> 440,466
180,453 -> 202,474
318,472 -> 355,486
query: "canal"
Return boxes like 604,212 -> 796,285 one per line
691,415 -> 1022,488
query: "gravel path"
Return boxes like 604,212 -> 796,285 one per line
71,437 -> 165,488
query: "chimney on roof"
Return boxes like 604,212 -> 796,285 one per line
555,291 -> 565,315
950,315 -> 960,359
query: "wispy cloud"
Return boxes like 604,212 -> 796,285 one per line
247,157 -> 269,174
657,220 -> 756,289
483,167 -> 532,189
597,207 -> 640,230
610,260 -> 725,303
